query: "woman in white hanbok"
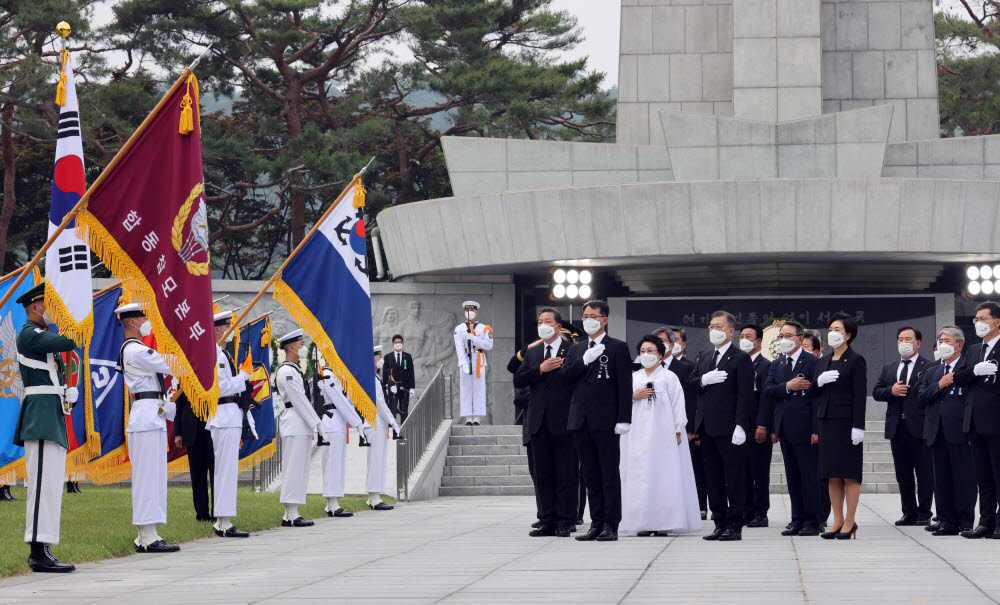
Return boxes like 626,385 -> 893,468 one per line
620,336 -> 703,536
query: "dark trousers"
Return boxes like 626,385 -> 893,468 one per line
186,432 -> 215,519
393,390 -> 411,422
744,438 -> 772,518
890,428 -> 934,518
577,464 -> 587,520
689,439 -> 708,511
819,478 -> 831,524
931,439 -> 976,530
531,424 -> 578,526
525,440 -> 541,519
779,438 -> 821,528
573,424 -> 621,529
970,431 -> 1000,527
701,432 -> 747,530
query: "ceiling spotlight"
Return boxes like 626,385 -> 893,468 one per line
566,269 -> 579,284
579,284 -> 592,299
968,266 -> 981,281
982,265 -> 994,280
983,280 -> 995,295
970,280 -> 982,296
579,270 -> 593,285
553,284 -> 566,298
566,284 -> 579,298
553,269 -> 566,284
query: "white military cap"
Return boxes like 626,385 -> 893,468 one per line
213,310 -> 233,327
373,345 -> 383,355
462,301 -> 480,310
278,328 -> 304,346
114,303 -> 144,320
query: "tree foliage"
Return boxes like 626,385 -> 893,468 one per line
936,2 -> 1000,136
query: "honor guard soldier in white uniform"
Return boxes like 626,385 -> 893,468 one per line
367,346 -> 401,509
274,329 -> 321,526
208,311 -> 252,538
318,368 -> 365,517
115,303 -> 181,553
14,283 -> 78,572
454,301 -> 493,425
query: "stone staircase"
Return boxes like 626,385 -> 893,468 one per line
441,420 -> 899,496
440,425 -> 533,496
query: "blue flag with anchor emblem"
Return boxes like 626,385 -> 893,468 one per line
273,179 -> 376,425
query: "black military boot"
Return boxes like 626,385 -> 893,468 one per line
28,542 -> 75,573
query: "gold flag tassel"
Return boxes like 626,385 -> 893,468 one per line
55,49 -> 69,106
352,181 -> 366,208
178,73 -> 199,135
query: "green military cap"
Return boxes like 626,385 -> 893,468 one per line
15,283 -> 45,306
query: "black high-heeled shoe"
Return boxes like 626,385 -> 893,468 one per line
835,523 -> 858,540
820,525 -> 843,539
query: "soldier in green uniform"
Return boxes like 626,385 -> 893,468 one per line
12,283 -> 78,573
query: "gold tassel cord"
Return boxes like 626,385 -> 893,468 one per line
55,50 -> 68,106
178,73 -> 200,135
352,181 -> 366,208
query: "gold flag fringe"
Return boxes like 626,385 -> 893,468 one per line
80,336 -> 101,464
76,210 -> 221,421
0,458 -> 25,485
44,280 -> 94,346
273,280 -> 376,426
84,446 -> 130,484
238,440 -> 276,473
167,454 -> 189,479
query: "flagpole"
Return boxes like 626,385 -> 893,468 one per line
216,156 -> 375,346
0,62 -> 196,312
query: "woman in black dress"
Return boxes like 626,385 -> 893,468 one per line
810,313 -> 867,539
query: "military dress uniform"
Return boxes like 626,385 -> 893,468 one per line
13,284 -> 78,572
115,303 -> 180,553
318,367 -> 364,517
367,345 -> 401,509
274,329 -> 321,527
454,301 -> 493,424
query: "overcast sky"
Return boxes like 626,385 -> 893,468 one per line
549,0 -> 621,88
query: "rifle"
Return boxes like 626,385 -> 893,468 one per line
466,321 -> 476,375
311,346 -> 329,447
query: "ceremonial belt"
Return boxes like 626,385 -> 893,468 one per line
219,396 -> 240,404
24,385 -> 65,396
132,391 -> 164,401
17,354 -> 61,392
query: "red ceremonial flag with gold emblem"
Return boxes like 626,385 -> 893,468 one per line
77,71 -> 219,418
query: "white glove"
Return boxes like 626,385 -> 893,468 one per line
237,371 -> 251,381
582,344 -> 605,366
851,428 -> 864,445
390,385 -> 398,394
974,361 -> 998,376
362,425 -> 376,442
731,425 -> 746,445
817,370 -> 840,386
64,387 -> 78,404
459,363 -> 470,374
465,332 -> 475,341
392,421 -> 402,433
701,369 -> 728,386
614,422 -> 631,435
409,389 -> 415,396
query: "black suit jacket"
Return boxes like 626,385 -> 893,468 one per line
513,338 -> 572,436
918,357 -> 968,446
764,350 -> 819,444
872,355 -> 928,439
809,347 -> 867,430
561,334 -> 632,431
173,393 -> 209,448
687,345 -> 754,437
953,341 -> 1000,435
667,356 -> 698,434
382,350 -> 415,390
751,354 -> 773,431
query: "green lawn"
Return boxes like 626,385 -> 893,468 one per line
0,486 -> 394,578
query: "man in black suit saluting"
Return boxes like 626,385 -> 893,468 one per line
382,334 -> 416,423
514,308 -> 576,537
562,300 -> 632,542
688,310 -> 753,541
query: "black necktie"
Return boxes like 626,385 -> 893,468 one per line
900,359 -> 911,386
945,364 -> 951,375
589,341 -> 595,349
712,350 -> 720,368
785,356 -> 793,373
545,345 -> 552,359
397,353 -> 401,365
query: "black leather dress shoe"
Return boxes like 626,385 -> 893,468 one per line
596,525 -> 618,541
215,526 -> 249,538
797,525 -> 821,537
932,526 -> 960,536
895,515 -> 917,526
329,508 -> 353,518
636,531 -> 655,537
924,522 -> 941,532
576,517 -> 585,525
719,528 -> 742,541
914,515 -> 932,526
370,502 -> 394,510
991,528 -> 1000,540
575,526 -> 602,541
137,540 -> 180,553
703,526 -> 724,541
281,517 -> 315,527
531,520 -> 542,529
555,525 -> 572,538
781,525 -> 801,536
28,545 -> 75,573
961,525 -> 993,539
529,524 -> 556,537
745,516 -> 768,528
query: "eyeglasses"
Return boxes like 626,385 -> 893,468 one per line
582,314 -> 605,320
778,333 -> 799,339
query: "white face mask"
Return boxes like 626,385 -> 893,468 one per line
778,338 -> 796,354
537,323 -> 556,340
828,331 -> 845,348
739,338 -> 754,353
465,310 -> 477,321
897,342 -> 914,358
709,329 -> 728,346
640,353 -> 660,369
139,320 -> 153,338
672,342 -> 683,356
976,320 -> 992,338
393,342 -> 404,352
582,318 -> 602,335
936,342 -> 955,360
375,358 -> 384,370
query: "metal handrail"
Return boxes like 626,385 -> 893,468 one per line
251,425 -> 282,492
395,366 -> 449,501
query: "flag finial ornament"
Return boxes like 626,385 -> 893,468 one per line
57,22 -> 71,39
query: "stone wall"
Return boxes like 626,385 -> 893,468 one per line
882,134 -> 1000,179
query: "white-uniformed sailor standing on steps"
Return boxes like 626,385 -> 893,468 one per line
274,329 -> 321,527
209,311 -> 252,538
115,303 -> 181,554
318,367 -> 365,517
367,345 -> 401,510
454,301 -> 493,426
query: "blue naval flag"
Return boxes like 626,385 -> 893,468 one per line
237,314 -> 276,469
273,178 -> 375,424
0,269 -> 39,484
85,287 -> 129,482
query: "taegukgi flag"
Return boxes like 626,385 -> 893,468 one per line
46,48 -> 93,345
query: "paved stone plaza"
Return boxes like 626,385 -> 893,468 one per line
2,495 -> 998,604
